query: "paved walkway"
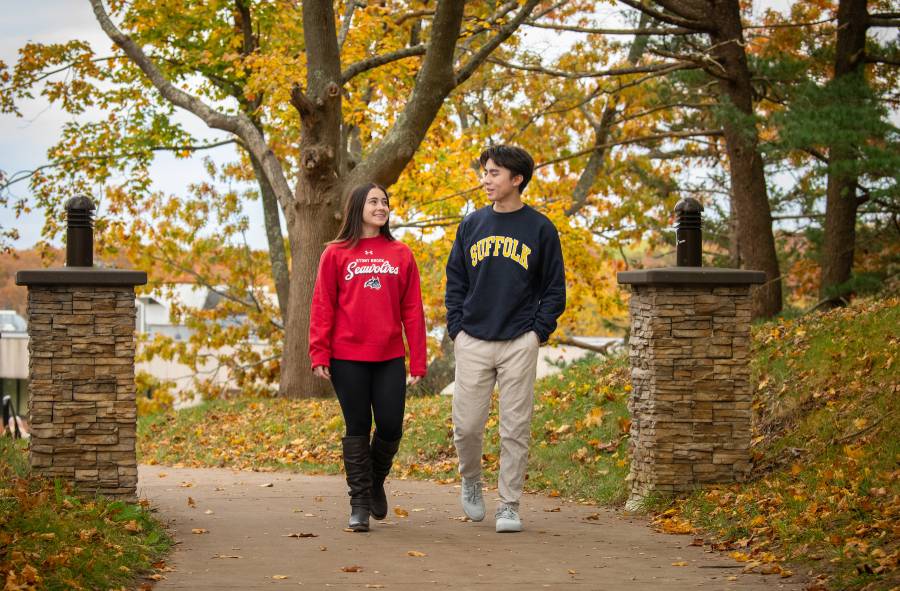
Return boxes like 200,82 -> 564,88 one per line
139,465 -> 805,590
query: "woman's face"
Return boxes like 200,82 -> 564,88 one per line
362,187 -> 390,229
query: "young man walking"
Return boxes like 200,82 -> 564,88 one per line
445,145 -> 566,533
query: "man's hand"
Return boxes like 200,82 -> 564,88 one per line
408,375 -> 422,386
312,365 -> 331,380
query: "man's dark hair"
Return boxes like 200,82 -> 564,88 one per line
479,145 -> 535,194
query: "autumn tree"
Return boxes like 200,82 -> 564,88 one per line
2,0 -> 565,397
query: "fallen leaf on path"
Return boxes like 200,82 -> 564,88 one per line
343,528 -> 355,533
585,513 -> 600,520
544,507 -> 561,512
180,481 -> 194,488
191,528 -> 209,534
272,574 -> 288,579
284,532 -> 318,538
147,574 -> 165,581
548,490 -> 560,498
365,585 -> 385,589
689,538 -> 704,546
204,509 -> 214,514
260,482 -> 274,488
212,554 -> 242,559
319,546 -> 327,551
187,496 -> 196,508
568,569 -> 577,575
407,550 -> 426,557
158,472 -> 167,478
394,507 -> 409,518
341,565 -> 363,572
671,562 -> 689,567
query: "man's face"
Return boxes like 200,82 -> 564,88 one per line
481,159 -> 522,202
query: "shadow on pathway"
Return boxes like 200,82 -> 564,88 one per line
139,465 -> 805,590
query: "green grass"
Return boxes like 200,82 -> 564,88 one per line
0,438 -> 172,591
138,352 -> 633,505
672,298 -> 900,590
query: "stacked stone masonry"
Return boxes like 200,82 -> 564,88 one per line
626,285 -> 753,505
27,286 -> 138,499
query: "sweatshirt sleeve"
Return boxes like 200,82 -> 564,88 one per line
308,247 -> 338,368
532,223 -> 566,343
444,222 -> 469,340
401,249 -> 428,377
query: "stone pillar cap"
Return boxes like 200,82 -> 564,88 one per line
617,267 -> 765,286
16,267 -> 148,287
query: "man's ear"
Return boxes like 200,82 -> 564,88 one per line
512,174 -> 524,189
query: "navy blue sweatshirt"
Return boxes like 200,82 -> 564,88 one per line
445,204 -> 566,343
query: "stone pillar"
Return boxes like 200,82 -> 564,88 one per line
16,196 -> 146,499
16,270 -> 147,498
617,268 -> 764,511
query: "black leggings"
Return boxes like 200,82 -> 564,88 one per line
330,357 -> 406,441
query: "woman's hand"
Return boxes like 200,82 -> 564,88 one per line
312,365 -> 331,380
408,375 -> 422,386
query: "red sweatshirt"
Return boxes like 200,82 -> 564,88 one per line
308,235 -> 427,376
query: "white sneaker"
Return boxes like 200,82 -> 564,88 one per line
495,503 -> 522,533
461,477 -> 485,522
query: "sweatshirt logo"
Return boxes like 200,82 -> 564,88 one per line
469,235 -> 531,270
364,277 -> 382,290
345,260 -> 400,281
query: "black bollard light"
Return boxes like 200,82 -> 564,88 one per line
65,196 -> 95,267
674,197 -> 702,267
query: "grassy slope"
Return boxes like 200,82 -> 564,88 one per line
0,439 -> 172,591
668,298 -> 899,591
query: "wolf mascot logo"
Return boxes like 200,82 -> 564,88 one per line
364,276 -> 382,290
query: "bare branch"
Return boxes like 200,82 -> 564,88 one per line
486,56 -> 695,79
536,129 -> 724,169
0,140 -> 237,192
866,55 -> 900,66
556,337 -> 621,355
743,17 -> 836,29
4,56 -> 117,89
337,1 -> 360,50
341,44 -> 428,83
395,9 -> 435,26
868,17 -> 900,26
524,21 -> 696,35
616,0 -> 712,31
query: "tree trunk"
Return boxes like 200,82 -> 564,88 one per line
279,197 -> 342,398
710,0 -> 782,318
820,0 -> 868,302
409,331 -> 456,396
248,150 -> 290,320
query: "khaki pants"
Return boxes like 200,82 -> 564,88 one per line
452,330 -> 540,506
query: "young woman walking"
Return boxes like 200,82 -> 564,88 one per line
309,183 -> 427,532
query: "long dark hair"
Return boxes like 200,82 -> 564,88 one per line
330,183 -> 396,248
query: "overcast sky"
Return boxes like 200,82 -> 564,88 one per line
0,0 -> 834,252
